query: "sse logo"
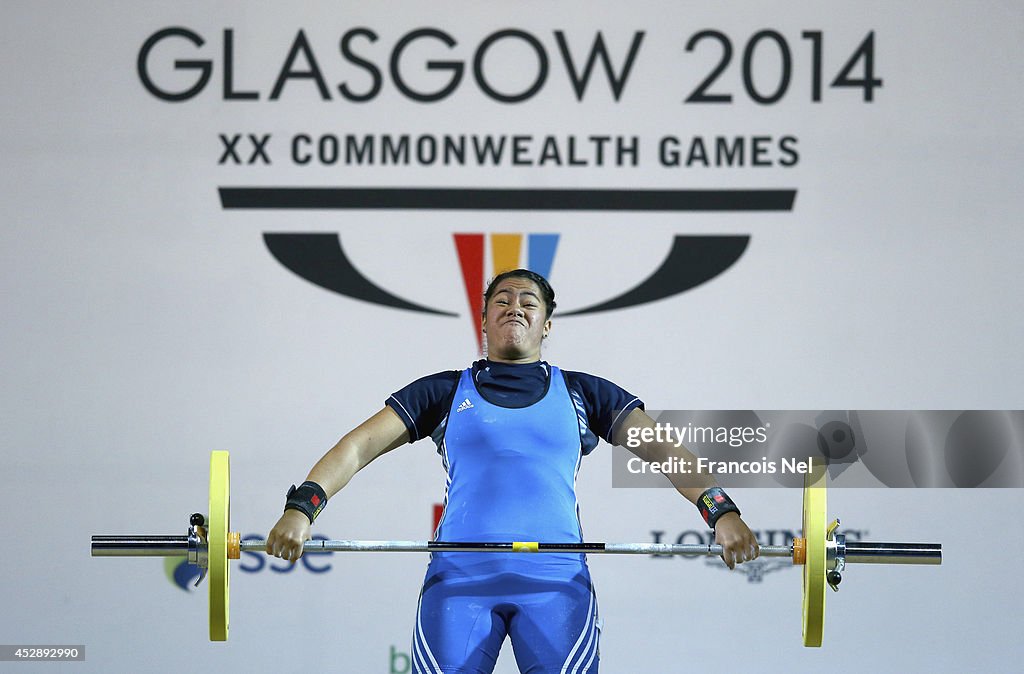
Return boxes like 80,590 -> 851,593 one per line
165,534 -> 333,591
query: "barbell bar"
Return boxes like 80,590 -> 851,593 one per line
91,451 -> 941,646
90,537 -> 939,562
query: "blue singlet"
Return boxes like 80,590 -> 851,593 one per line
411,366 -> 602,674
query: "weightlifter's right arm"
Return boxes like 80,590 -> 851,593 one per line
265,406 -> 409,562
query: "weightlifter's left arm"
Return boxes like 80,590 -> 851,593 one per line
614,408 -> 760,569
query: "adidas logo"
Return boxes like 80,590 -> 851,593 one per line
455,398 -> 474,413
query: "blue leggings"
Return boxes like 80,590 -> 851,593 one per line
411,561 -> 601,674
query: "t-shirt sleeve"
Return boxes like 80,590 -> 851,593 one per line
385,371 -> 460,443
563,370 -> 644,446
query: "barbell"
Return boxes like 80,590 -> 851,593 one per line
91,451 -> 941,646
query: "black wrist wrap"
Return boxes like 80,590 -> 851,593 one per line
284,481 -> 327,524
697,487 -> 740,529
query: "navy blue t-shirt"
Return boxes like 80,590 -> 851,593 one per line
386,359 -> 643,454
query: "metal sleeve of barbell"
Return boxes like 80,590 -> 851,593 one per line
236,540 -> 796,556
844,541 -> 942,565
91,536 -> 190,557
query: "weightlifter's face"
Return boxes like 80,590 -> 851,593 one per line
482,277 -> 551,363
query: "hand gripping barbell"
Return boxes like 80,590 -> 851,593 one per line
91,451 -> 941,645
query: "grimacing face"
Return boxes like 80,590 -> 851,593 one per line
482,277 -> 552,362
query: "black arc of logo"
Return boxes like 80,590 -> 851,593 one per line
263,233 -> 749,316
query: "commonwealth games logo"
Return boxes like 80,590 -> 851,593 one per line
223,185 -> 787,345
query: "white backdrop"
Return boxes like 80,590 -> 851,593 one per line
2,2 -> 1022,672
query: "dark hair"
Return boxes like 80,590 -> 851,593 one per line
483,269 -> 557,319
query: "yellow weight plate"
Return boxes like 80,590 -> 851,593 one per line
802,458 -> 826,647
209,451 -> 230,641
